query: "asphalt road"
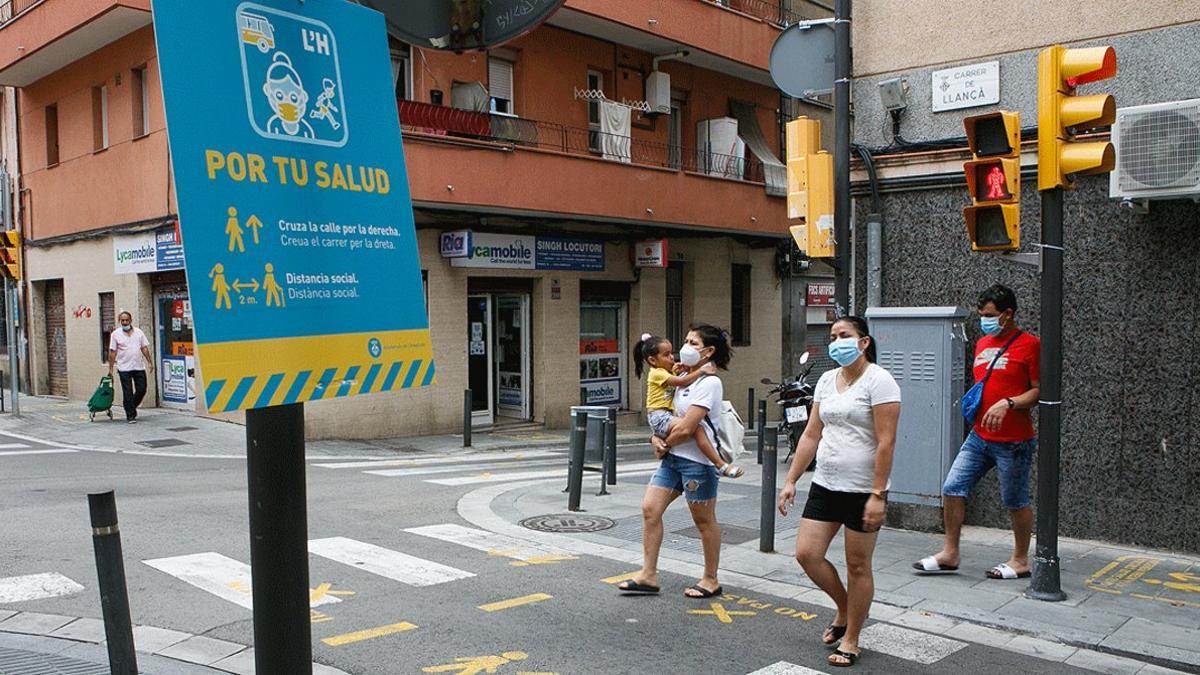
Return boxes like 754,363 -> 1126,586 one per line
0,430 -> 1097,674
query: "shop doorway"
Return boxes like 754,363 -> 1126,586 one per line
468,292 -> 531,426
43,280 -> 67,397
154,286 -> 196,409
579,301 -> 626,407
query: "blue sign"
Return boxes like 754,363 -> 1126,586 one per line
439,230 -> 473,258
535,237 -> 604,271
153,0 -> 434,413
155,227 -> 185,271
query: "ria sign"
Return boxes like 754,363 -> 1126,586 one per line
439,230 -> 473,258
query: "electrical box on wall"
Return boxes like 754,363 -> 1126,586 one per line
646,71 -> 671,115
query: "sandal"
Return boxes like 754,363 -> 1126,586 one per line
828,648 -> 860,667
986,563 -> 1030,580
822,624 -> 847,646
683,584 -> 723,598
616,579 -> 660,594
719,464 -> 744,478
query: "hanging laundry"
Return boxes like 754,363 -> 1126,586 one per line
599,100 -> 632,163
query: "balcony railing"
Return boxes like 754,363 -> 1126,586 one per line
399,100 -> 766,185
0,0 -> 43,27
702,0 -> 802,26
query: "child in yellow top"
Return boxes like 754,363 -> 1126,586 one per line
634,333 -> 743,478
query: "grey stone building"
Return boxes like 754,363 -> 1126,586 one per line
848,2 -> 1200,552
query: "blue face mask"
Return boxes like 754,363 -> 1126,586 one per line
827,337 -> 862,367
980,316 -> 1002,336
121,324 -> 133,332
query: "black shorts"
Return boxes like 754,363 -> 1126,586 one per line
801,482 -> 882,533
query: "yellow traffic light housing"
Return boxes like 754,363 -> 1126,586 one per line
1038,45 -> 1117,190
0,230 -> 20,281
785,117 -> 834,258
786,117 -> 821,219
805,151 -> 835,258
963,111 -> 1021,252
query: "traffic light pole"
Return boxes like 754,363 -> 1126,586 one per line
1027,187 -> 1066,602
2,170 -> 18,417
832,0 -> 851,317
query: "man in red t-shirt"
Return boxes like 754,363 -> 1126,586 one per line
913,284 -> 1041,580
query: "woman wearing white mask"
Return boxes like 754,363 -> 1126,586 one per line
777,316 -> 901,668
618,324 -> 732,599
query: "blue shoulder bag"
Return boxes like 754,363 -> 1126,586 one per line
961,331 -> 1020,424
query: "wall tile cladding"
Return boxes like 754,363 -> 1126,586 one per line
859,176 -> 1200,552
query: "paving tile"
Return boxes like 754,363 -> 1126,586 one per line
858,623 -> 968,664
944,621 -> 1016,649
49,618 -> 107,643
1064,649 -> 1152,674
157,635 -> 246,665
1139,663 -> 1195,674
0,611 -> 76,635
998,596 -> 1133,634
867,602 -> 906,622
890,609 -> 961,634
1100,618 -> 1200,668
793,589 -> 838,610
1004,635 -> 1078,662
889,578 -> 1014,612
0,610 -> 15,623
211,647 -> 255,674
129,625 -> 191,653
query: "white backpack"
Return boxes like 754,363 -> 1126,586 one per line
702,400 -> 747,464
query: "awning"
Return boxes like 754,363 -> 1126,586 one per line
730,101 -> 787,196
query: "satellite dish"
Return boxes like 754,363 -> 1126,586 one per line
770,19 -> 835,99
360,0 -> 567,51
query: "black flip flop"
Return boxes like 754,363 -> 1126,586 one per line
683,584 -> 723,599
829,649 -> 860,667
823,624 -> 847,646
617,580 -> 660,594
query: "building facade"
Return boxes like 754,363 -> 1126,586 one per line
0,0 -> 829,437
850,2 -> 1200,552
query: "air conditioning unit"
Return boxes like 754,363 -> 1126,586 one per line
1110,99 -> 1200,200
646,71 -> 671,115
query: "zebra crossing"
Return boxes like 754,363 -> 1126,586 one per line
0,440 -> 78,458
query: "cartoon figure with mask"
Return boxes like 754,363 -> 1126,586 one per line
310,78 -> 341,131
262,52 -> 315,139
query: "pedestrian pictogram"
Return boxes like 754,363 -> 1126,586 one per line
263,263 -> 285,307
985,165 -> 1008,200
210,263 -> 233,310
688,602 -> 756,624
226,207 -> 246,252
423,651 -> 528,675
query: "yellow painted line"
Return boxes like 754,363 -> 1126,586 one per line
1130,593 -> 1200,608
320,621 -> 418,646
601,572 -> 641,585
478,593 -> 553,613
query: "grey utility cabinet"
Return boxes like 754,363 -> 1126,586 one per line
865,307 -> 969,506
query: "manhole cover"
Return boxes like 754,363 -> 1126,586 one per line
520,514 -> 616,533
135,438 -> 190,449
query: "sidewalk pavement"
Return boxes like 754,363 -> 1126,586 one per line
479,461 -> 1200,674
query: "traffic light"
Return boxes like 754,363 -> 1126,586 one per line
785,117 -> 835,258
963,111 -> 1022,252
0,230 -> 19,281
1037,45 -> 1117,191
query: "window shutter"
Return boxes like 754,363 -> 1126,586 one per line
488,58 -> 513,105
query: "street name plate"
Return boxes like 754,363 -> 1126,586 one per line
932,61 -> 1000,112
152,0 -> 434,413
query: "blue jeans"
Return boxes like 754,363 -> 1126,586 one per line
649,454 -> 719,503
942,431 -> 1036,510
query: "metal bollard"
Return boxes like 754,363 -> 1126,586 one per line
747,388 -> 755,430
759,428 -> 778,553
605,407 -> 617,486
756,400 -> 767,465
597,420 -> 611,497
463,389 -> 472,448
88,491 -> 138,675
567,410 -> 587,511
579,387 -> 587,406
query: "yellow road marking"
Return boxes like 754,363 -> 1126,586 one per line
321,621 -> 418,646
310,582 -> 355,602
688,602 -> 755,624
478,593 -> 553,613
1130,593 -> 1200,608
601,571 -> 641,585
510,554 -> 578,567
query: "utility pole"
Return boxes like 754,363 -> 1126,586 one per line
832,0 -> 851,317
2,169 -> 18,416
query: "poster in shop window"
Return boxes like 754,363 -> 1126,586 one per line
152,0 -> 434,413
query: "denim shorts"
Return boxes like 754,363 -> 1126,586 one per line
649,454 -> 719,503
942,431 -> 1036,510
648,409 -> 674,438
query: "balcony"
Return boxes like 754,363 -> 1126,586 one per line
398,101 -> 785,236
701,0 -> 804,26
0,0 -> 151,86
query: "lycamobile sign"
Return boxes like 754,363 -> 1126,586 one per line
449,231 -> 604,271
113,232 -> 159,274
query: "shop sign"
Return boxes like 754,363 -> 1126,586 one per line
932,61 -> 1000,112
153,0 -> 434,413
807,281 -> 835,307
113,231 -> 158,275
580,339 -> 619,355
451,232 -> 605,271
161,354 -> 196,405
156,226 -> 186,270
581,379 -> 621,405
439,230 -> 473,258
635,239 -> 668,268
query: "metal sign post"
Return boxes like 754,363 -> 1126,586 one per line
2,170 -> 17,416
152,1 -> 435,669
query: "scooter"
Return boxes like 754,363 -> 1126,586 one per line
760,351 -> 816,466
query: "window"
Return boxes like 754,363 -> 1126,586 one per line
389,41 -> 412,101
45,104 -> 59,166
92,85 -> 109,151
586,70 -> 603,152
487,56 -> 514,114
731,264 -> 752,345
132,66 -> 150,137
99,292 -> 115,362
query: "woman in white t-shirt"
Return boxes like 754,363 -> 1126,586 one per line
617,324 -> 731,600
778,316 -> 901,668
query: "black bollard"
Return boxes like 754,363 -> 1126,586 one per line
567,410 -> 587,511
756,400 -> 767,465
747,388 -> 755,430
605,407 -> 617,486
463,389 -> 472,448
88,491 -> 138,675
597,419 -> 612,497
760,428 -> 778,553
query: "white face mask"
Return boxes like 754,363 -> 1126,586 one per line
679,344 -> 703,367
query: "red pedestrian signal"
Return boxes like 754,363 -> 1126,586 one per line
963,111 -> 1021,252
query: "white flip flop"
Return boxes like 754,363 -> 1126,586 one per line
912,555 -> 959,575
